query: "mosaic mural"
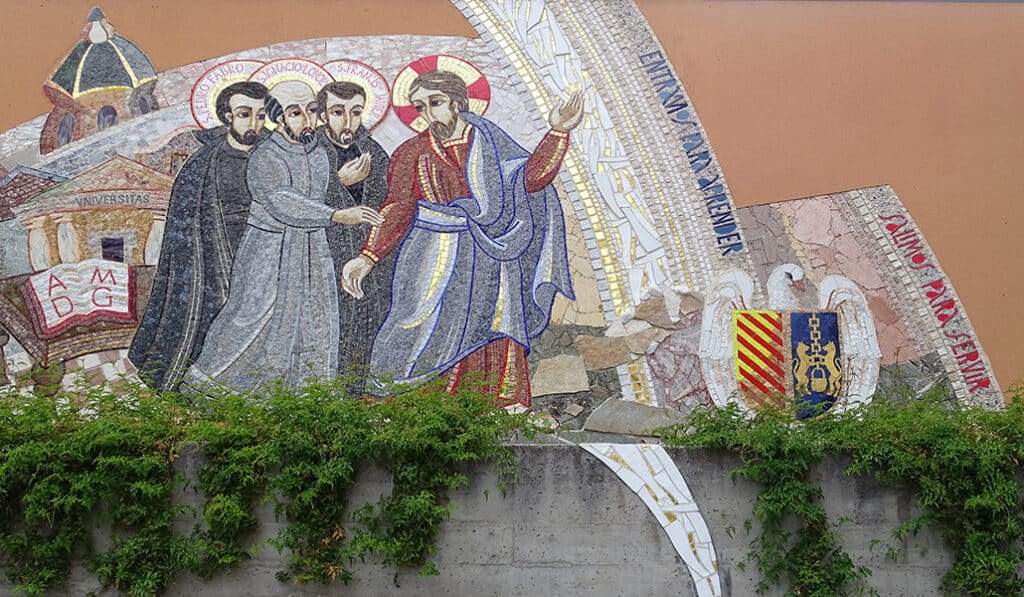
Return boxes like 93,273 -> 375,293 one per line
0,3 -> 1006,592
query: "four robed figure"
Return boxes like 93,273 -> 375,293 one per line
342,70 -> 584,409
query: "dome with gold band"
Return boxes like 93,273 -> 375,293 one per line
392,54 -> 490,132
47,7 -> 156,99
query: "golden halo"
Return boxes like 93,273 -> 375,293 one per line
322,60 -> 390,130
391,54 -> 490,132
190,60 -> 265,129
249,59 -> 334,130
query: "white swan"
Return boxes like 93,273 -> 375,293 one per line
817,275 -> 882,407
698,269 -> 754,407
766,263 -> 804,310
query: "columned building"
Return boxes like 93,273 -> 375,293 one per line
13,156 -> 171,272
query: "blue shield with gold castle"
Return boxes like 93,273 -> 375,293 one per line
790,311 -> 843,419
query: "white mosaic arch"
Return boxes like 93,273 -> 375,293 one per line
581,443 -> 721,597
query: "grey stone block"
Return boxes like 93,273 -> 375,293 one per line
583,398 -> 688,436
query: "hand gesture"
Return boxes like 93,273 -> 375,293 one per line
341,255 -> 375,299
548,90 -> 585,132
332,206 -> 384,226
338,153 -> 371,186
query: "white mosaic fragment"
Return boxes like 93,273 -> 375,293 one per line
581,443 -> 721,597
480,0 -> 673,307
99,362 -> 118,380
80,353 -> 102,369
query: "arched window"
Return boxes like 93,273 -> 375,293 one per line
97,106 -> 118,130
57,113 -> 75,146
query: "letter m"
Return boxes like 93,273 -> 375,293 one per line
91,267 -> 118,285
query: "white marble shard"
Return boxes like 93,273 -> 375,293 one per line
580,443 -> 721,597
488,0 -> 672,303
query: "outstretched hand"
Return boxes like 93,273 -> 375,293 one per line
549,90 -> 585,132
332,206 -> 383,226
341,255 -> 375,299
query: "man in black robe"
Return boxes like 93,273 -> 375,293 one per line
315,81 -> 392,384
129,81 -> 269,390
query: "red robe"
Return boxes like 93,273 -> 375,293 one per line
362,124 -> 570,408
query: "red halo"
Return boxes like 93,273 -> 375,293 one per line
391,54 -> 490,132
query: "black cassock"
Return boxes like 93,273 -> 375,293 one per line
129,126 -> 255,390
317,126 -> 393,386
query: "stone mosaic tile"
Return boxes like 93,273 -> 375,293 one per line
0,4 -> 1003,419
530,354 -> 589,397
0,116 -> 46,167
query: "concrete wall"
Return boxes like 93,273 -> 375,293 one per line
9,445 -> 955,597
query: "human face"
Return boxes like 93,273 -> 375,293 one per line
279,97 -> 319,144
324,91 -> 364,147
410,86 -> 459,140
225,94 -> 266,147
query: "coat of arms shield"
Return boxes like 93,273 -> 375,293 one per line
732,309 -> 843,417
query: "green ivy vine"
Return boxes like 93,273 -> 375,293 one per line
660,383 -> 1024,597
3,374 -> 1021,596
0,378 -> 526,595
0,387 -> 189,595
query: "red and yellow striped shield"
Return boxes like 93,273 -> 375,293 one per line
732,310 -> 788,407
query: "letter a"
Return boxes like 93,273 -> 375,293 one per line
47,273 -> 67,296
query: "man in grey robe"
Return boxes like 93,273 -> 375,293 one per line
184,80 -> 383,392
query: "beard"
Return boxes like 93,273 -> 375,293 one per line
328,126 -> 355,147
284,122 -> 316,145
429,115 -> 458,142
229,127 -> 260,146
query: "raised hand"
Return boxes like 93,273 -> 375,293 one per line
549,90 -> 585,132
338,153 -> 372,186
332,206 -> 384,226
341,255 -> 375,299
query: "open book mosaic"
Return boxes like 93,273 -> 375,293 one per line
0,3 -> 1005,593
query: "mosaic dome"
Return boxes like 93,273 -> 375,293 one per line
47,7 -> 156,98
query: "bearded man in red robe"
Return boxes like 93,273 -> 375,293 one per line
341,69 -> 584,409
